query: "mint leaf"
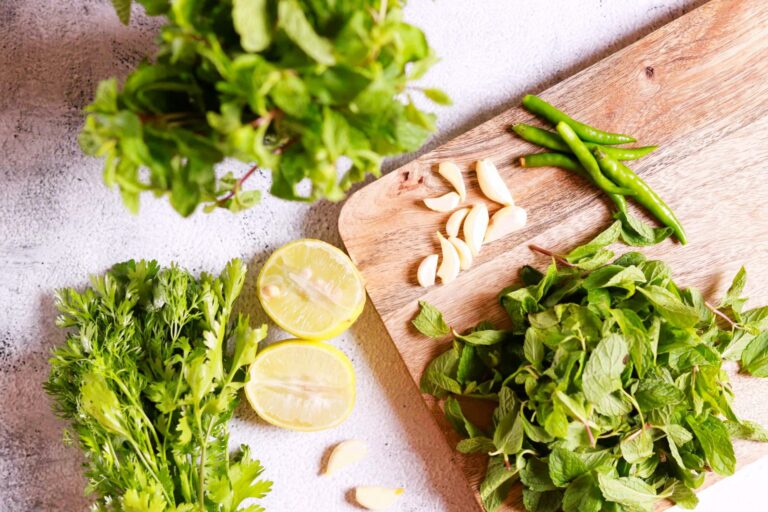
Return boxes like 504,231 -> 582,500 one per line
597,473 -> 658,512
480,456 -> 519,512
456,329 -> 508,346
620,429 -> 654,464
687,414 -> 736,476
566,221 -> 621,263
637,285 -> 700,328
422,88 -> 452,105
562,474 -> 603,512
419,348 -> 459,398
412,301 -> 450,338
724,419 -> 768,442
111,0 -> 132,24
741,331 -> 768,377
582,334 -> 629,416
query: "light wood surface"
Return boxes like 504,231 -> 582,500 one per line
339,0 -> 768,509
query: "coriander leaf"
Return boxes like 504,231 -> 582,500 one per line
422,88 -> 452,105
412,301 -> 450,338
597,473 -> 658,512
582,334 -> 629,416
686,414 -> 736,476
741,331 -> 768,377
233,0 -> 272,52
562,473 -> 603,512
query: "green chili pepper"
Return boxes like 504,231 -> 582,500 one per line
593,149 -> 687,244
520,152 -> 628,214
522,95 -> 636,145
512,124 -> 656,161
555,122 -> 632,196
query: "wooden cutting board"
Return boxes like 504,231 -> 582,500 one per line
339,0 -> 768,509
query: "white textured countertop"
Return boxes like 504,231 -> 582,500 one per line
2,1 -> 766,511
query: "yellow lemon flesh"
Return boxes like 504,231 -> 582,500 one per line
257,239 -> 365,340
245,340 -> 356,431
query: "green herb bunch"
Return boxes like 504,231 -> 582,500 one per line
45,259 -> 271,511
413,221 -> 768,512
81,0 -> 447,216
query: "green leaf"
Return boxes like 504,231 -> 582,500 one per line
686,414 -> 736,476
566,221 -> 621,263
278,0 -> 335,65
741,331 -> 768,377
520,456 -> 557,491
493,406 -> 524,455
562,473 -> 603,512
524,327 -> 545,368
548,447 -> 611,487
637,285 -> 700,329
419,348 -> 460,398
444,397 -> 483,438
233,0 -> 272,52
456,329 -> 508,346
457,437 -> 495,454
724,419 -> 768,442
719,266 -> 747,310
620,429 -> 654,464
422,88 -> 452,105
634,379 -> 684,411
669,480 -> 699,509
616,210 -> 673,247
597,473 -> 658,512
412,301 -> 450,338
523,488 -> 562,512
111,0 -> 132,24
480,456 -> 519,512
582,334 -> 629,416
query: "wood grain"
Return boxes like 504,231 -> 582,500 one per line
339,0 -> 768,510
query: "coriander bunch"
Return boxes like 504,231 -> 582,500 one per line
81,0 -> 448,216
45,259 -> 271,511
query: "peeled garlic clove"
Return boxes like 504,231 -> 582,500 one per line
485,205 -> 528,243
436,233 -> 460,284
438,162 -> 466,201
355,486 -> 405,511
476,159 -> 514,206
446,207 -> 469,238
323,439 -> 368,476
463,203 -> 489,256
423,191 -> 460,212
448,237 -> 473,271
417,254 -> 439,288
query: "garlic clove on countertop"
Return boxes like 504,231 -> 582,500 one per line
463,203 -> 489,256
448,236 -> 473,271
436,232 -> 460,284
323,439 -> 368,476
476,159 -> 514,206
416,254 -> 439,288
423,191 -> 460,212
445,207 -> 469,238
485,205 -> 528,243
438,161 -> 467,201
354,486 -> 405,511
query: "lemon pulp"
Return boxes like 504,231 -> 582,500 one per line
245,340 -> 356,431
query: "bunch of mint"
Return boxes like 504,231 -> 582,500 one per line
414,222 -> 768,512
81,0 -> 447,215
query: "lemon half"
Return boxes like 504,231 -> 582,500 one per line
257,239 -> 365,340
245,340 -> 356,431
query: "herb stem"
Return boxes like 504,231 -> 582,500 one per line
705,300 -> 738,329
528,244 -> 576,268
215,163 -> 260,206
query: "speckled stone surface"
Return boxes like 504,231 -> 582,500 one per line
3,1 -> 766,511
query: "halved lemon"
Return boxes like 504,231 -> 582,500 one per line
257,239 -> 365,340
244,340 -> 356,431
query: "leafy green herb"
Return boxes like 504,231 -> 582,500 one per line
414,227 -> 768,511
85,0 -> 446,216
412,300 -> 451,338
45,259 -> 271,510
